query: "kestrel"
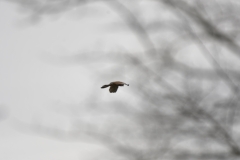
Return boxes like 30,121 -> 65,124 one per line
101,81 -> 129,93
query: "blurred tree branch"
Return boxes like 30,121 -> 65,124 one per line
7,0 -> 240,159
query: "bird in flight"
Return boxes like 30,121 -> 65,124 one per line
101,81 -> 129,93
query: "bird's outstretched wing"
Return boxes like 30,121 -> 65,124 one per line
109,86 -> 118,93
101,85 -> 109,88
110,81 -> 129,86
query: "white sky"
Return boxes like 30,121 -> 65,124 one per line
0,1 -> 139,160
1,1 -> 238,160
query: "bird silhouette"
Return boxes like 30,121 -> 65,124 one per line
101,81 -> 129,93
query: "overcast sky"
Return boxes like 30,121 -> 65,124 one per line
0,1 -> 139,159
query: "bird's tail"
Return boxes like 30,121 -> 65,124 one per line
101,85 -> 110,88
126,84 -> 129,86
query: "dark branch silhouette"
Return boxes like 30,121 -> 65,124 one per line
7,0 -> 240,159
